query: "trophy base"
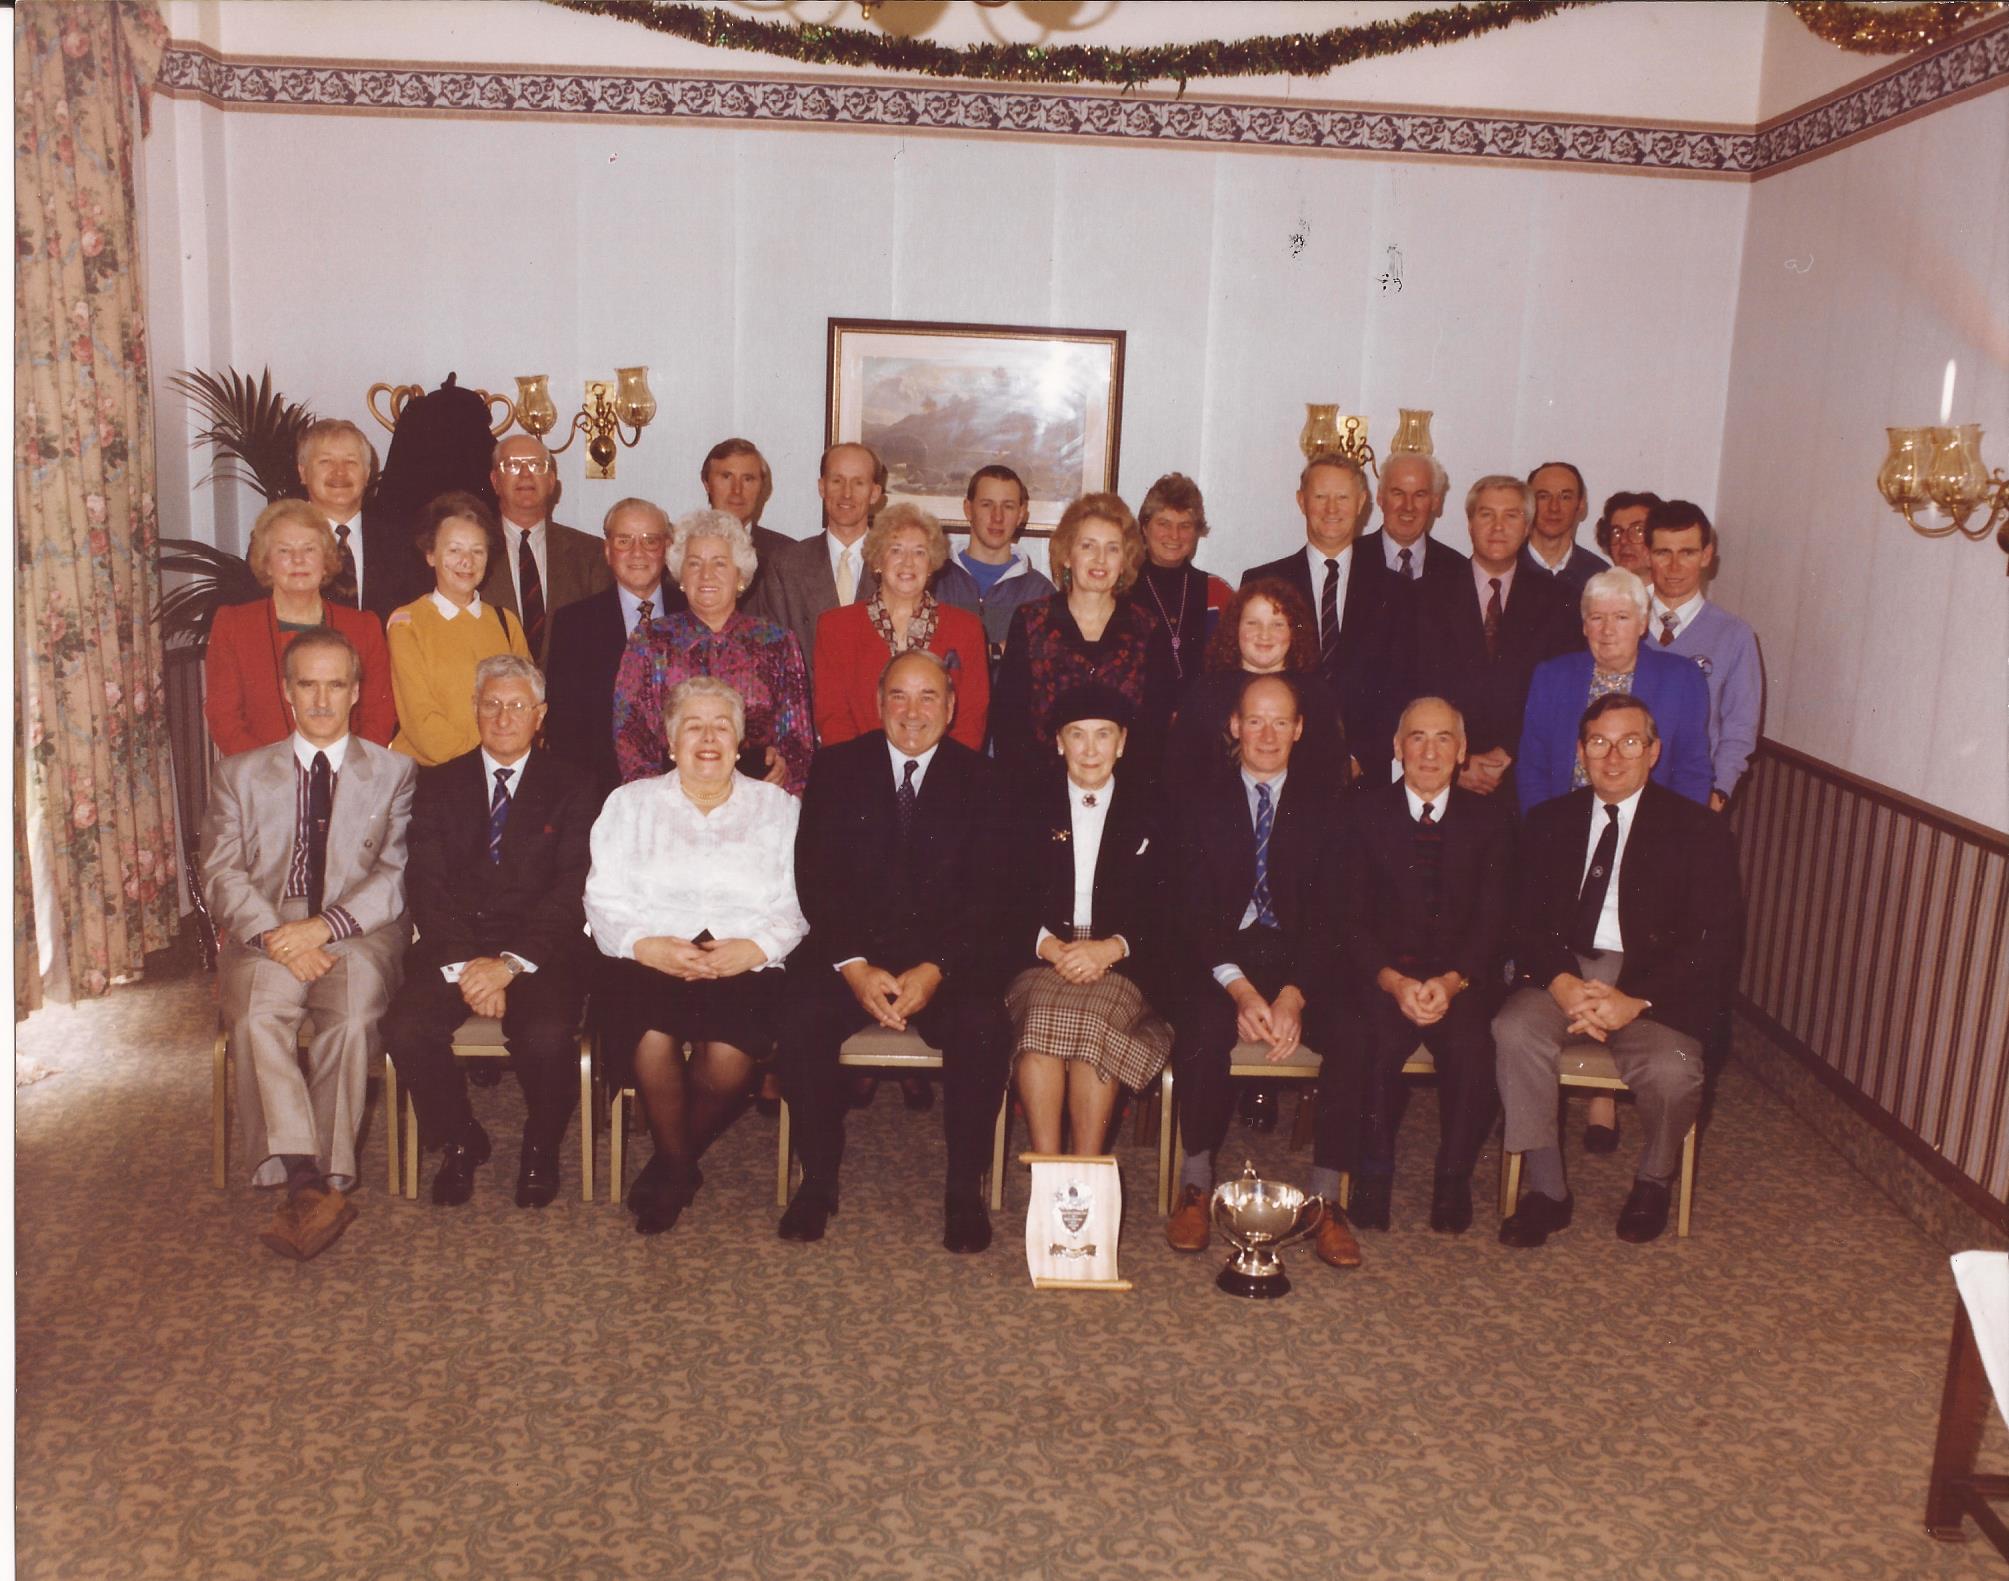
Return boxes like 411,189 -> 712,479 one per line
1216,1265 -> 1292,1300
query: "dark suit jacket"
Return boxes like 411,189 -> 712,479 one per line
745,523 -> 797,606
478,518 -> 613,665
1338,781 -> 1511,1005
1510,782 -> 1742,1040
749,531 -> 878,677
404,746 -> 597,973
1414,554 -> 1581,758
358,504 -> 427,624
1522,540 -> 1609,599
1172,763 -> 1343,994
1240,543 -> 1394,758
542,583 -> 688,794
793,733 -> 1001,989
1004,767 -> 1165,994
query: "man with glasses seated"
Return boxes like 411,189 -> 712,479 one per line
481,435 -> 612,666
545,497 -> 687,795
1492,694 -> 1741,1248
381,655 -> 598,1209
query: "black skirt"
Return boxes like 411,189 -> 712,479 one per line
595,955 -> 786,1083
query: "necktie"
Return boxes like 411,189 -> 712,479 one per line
1570,802 -> 1622,956
895,758 -> 919,841
1659,611 -> 1678,647
306,751 -> 332,915
635,597 -> 654,634
1398,546 -> 1414,581
519,531 -> 546,653
1319,557 -> 1340,680
1418,801 -> 1435,825
1251,781 -> 1279,929
487,766 -> 514,863
836,546 -> 857,606
1484,577 -> 1504,659
328,525 -> 359,608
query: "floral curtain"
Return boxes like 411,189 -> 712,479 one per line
14,0 -> 178,1002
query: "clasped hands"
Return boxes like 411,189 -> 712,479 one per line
263,918 -> 336,984
1229,980 -> 1305,1062
1547,971 -> 1648,1042
1038,935 -> 1125,986
1457,747 -> 1512,795
1378,967 -> 1461,1027
636,935 -> 770,982
840,959 -> 942,1032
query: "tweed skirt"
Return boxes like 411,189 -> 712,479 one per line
1005,961 -> 1172,1093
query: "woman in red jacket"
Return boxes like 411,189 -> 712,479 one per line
812,502 -> 990,752
202,498 -> 397,756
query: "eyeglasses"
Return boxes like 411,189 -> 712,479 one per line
498,457 -> 553,478
1582,733 -> 1650,758
609,533 -> 667,552
477,699 -> 539,718
1609,524 -> 1648,543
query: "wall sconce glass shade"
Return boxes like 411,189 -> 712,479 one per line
516,375 -> 559,439
614,366 -> 657,430
1300,404 -> 1342,460
1390,409 -> 1435,456
1877,426 -> 1933,510
1926,424 -> 1990,513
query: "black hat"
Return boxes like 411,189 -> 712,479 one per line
1050,683 -> 1135,732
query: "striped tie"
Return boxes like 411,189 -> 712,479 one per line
487,767 -> 513,864
1251,781 -> 1279,928
1319,557 -> 1340,680
1659,611 -> 1678,647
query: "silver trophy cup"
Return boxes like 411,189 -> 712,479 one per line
1209,1161 -> 1326,1299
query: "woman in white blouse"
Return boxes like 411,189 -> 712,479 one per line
1003,685 -> 1172,1155
585,676 -> 807,1235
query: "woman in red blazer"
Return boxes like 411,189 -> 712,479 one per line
203,498 -> 397,756
812,502 -> 990,752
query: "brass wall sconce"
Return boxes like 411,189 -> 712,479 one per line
1299,404 -> 1435,474
365,381 -> 516,435
1877,424 -> 2009,574
515,368 -> 658,480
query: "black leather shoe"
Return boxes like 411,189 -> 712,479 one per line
1583,1120 -> 1620,1155
778,1184 -> 837,1242
900,1075 -> 934,1111
515,1142 -> 560,1209
1429,1174 -> 1473,1234
430,1123 -> 491,1207
942,1193 -> 992,1254
1498,1190 -> 1574,1248
1616,1178 -> 1672,1243
1349,1173 -> 1392,1231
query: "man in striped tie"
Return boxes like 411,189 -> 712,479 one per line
381,655 -> 600,1209
1165,674 -> 1361,1270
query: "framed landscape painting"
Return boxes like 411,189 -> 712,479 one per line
826,318 -> 1126,533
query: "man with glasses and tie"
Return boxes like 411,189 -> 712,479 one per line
202,629 -> 417,1259
381,655 -> 599,1209
1492,694 -> 1741,1247
296,418 -> 422,622
544,497 -> 687,795
1163,674 -> 1361,1271
480,435 -> 612,665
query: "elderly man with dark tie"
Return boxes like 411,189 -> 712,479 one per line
201,628 -> 417,1260
480,434 -> 613,665
1492,693 -> 1742,1247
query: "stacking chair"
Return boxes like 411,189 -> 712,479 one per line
1499,1038 -> 1698,1236
211,1021 -> 400,1195
1154,1042 -> 1325,1216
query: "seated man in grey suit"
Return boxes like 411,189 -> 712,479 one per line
201,628 -> 417,1261
1492,692 -> 1741,1247
747,440 -> 882,677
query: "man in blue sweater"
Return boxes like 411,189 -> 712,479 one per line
1645,501 -> 1762,812
932,464 -> 1055,672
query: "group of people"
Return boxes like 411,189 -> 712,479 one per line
199,419 -> 1758,1271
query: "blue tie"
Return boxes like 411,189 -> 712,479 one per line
487,766 -> 513,864
1251,781 -> 1279,929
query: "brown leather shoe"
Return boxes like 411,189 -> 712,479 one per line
1313,1201 -> 1363,1268
1165,1184 -> 1211,1252
258,1194 -> 305,1260
287,1183 -> 358,1261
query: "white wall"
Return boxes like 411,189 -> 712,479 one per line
1715,90 -> 2009,830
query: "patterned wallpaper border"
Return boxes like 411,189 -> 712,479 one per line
153,15 -> 2008,179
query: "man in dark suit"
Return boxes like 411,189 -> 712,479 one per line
380,654 -> 599,1208
1525,460 -> 1611,596
479,435 -> 613,666
746,441 -> 882,680
1241,452 -> 1392,762
700,436 -> 797,602
1164,674 -> 1361,1271
777,648 -> 1010,1252
1492,692 -> 1742,1246
297,418 -> 423,622
1415,474 -> 1580,807
543,497 -> 687,794
1337,697 -> 1512,1234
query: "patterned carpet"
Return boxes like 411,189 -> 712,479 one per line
15,963 -> 2008,1580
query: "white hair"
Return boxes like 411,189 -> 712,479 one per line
663,675 -> 746,746
1581,566 -> 1651,620
472,653 -> 546,706
668,508 -> 759,592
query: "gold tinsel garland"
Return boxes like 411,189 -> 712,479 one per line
543,0 -> 2006,85
541,0 -> 1600,86
1785,1 -> 2003,54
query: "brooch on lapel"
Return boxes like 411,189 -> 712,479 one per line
1051,828 -> 1070,843
1693,655 -> 1714,676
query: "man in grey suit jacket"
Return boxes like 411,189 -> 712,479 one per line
479,435 -> 613,665
746,441 -> 882,680
201,629 -> 417,1261
700,436 -> 797,603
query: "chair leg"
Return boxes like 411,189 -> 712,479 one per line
776,1098 -> 793,1209
212,1031 -> 230,1191
1338,1172 -> 1352,1211
1926,1298 -> 2001,1543
1156,1068 -> 1175,1216
578,1037 -> 594,1203
382,1053 -> 400,1198
1501,1152 -> 1521,1219
1288,1090 -> 1315,1151
990,1091 -> 1009,1213
403,1092 -> 420,1200
1677,1122 -> 1696,1238
610,1089 -> 627,1206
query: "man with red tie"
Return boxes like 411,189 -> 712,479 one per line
479,434 -> 611,666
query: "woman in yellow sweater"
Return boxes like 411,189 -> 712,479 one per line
386,492 -> 532,765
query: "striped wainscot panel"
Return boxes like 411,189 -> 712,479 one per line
1733,740 -> 2009,1221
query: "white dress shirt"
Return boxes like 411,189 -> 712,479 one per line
1403,782 -> 1442,824
437,747 -> 540,981
501,519 -> 549,611
289,731 -> 351,773
1034,778 -> 1114,955
616,581 -> 665,633
825,530 -> 866,604
1381,533 -> 1429,577
584,772 -> 807,968
1581,786 -> 1644,954
1215,767 -> 1290,987
1650,589 -> 1704,643
1301,543 -> 1353,647
886,738 -> 941,794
